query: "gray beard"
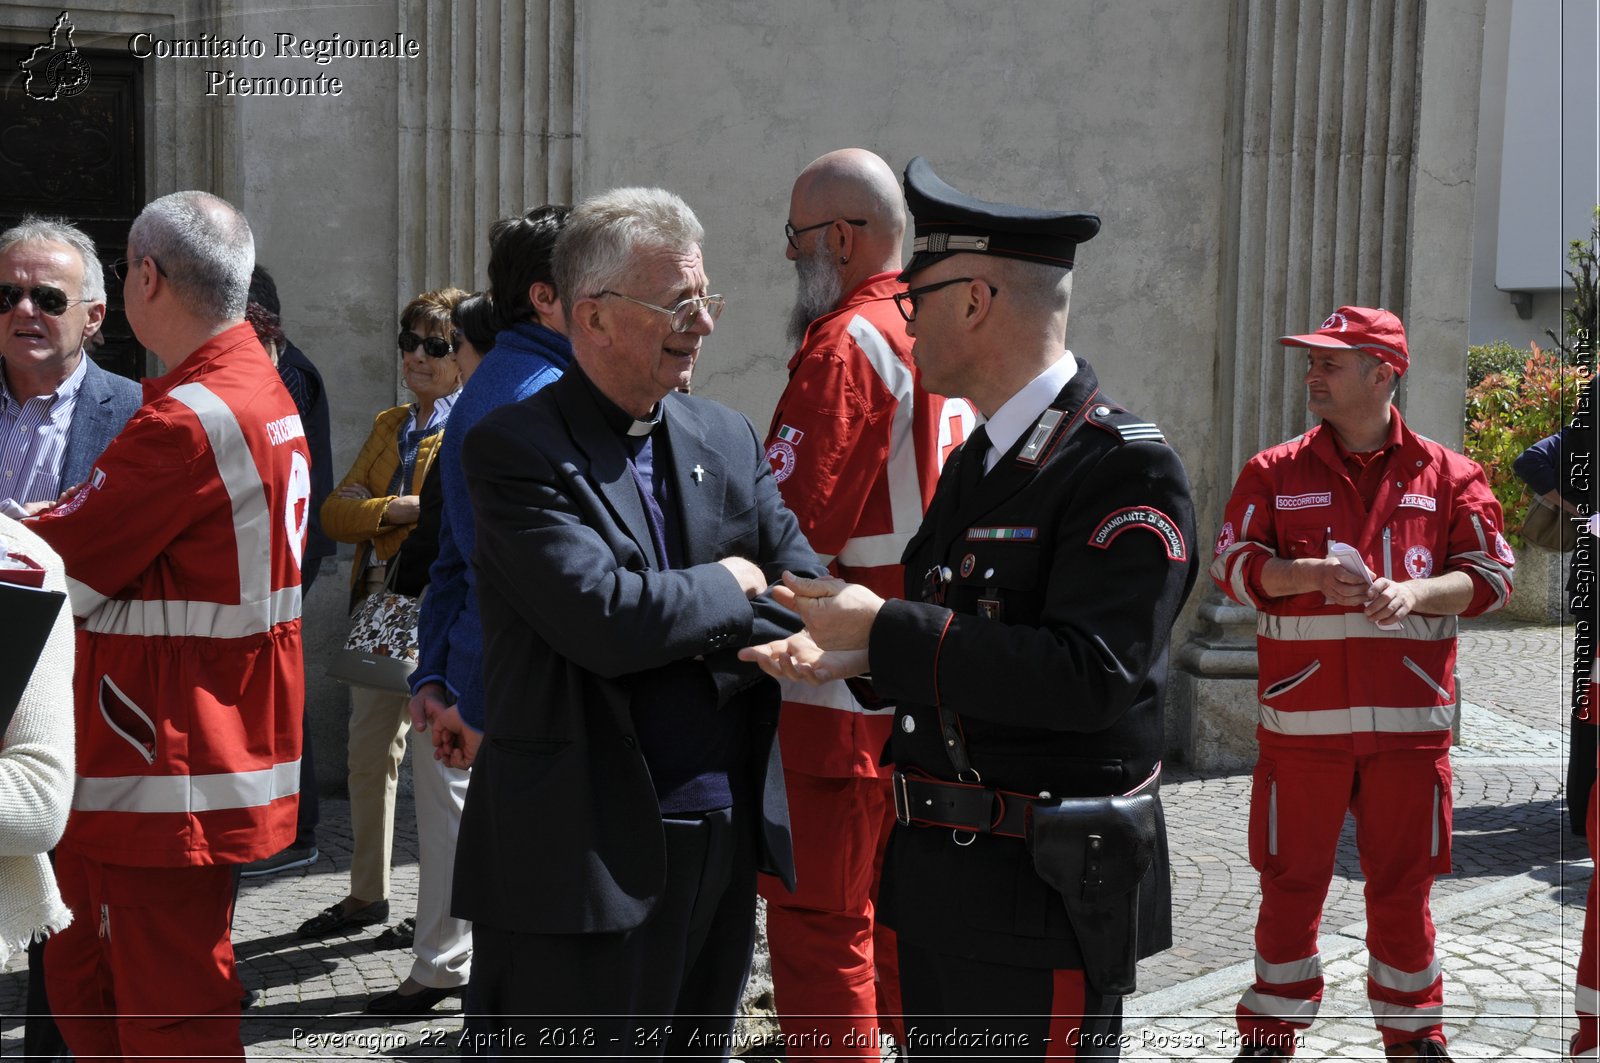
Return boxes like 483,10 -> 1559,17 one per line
786,248 -> 843,345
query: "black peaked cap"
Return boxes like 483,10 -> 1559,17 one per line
900,155 -> 1100,280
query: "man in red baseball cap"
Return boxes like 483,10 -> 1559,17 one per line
1209,306 -> 1513,1061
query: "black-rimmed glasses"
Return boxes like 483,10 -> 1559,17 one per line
892,277 -> 998,323
398,330 -> 457,358
784,217 -> 867,250
0,283 -> 86,316
597,291 -> 726,333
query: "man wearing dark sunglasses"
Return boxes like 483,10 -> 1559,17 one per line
0,218 -> 140,523
0,216 -> 142,1062
30,191 -> 310,1063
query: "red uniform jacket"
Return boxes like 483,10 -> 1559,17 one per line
32,323 -> 309,866
1210,411 -> 1513,752
764,273 -> 973,777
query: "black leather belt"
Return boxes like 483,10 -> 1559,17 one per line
892,765 -> 1163,842
892,771 -> 1037,839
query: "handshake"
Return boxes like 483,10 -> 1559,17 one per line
735,570 -> 884,686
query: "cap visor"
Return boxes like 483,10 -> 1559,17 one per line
1278,333 -> 1359,349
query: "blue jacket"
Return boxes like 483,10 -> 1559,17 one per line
411,322 -> 572,729
60,358 -> 141,489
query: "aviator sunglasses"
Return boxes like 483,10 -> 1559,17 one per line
0,283 -> 86,316
397,330 -> 456,358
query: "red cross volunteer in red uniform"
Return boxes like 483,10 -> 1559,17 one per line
31,192 -> 308,1062
1210,306 -> 1513,1063
758,148 -> 973,1058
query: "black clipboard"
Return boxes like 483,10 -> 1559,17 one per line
0,580 -> 69,738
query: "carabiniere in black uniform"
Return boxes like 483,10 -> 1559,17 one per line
863,159 -> 1201,1026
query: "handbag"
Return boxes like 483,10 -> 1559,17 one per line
1519,495 -> 1576,553
1024,790 -> 1159,996
326,560 -> 419,695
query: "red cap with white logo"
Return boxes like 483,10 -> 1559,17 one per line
1279,306 -> 1409,376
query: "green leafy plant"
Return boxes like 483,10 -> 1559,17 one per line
1546,206 -> 1599,371
1463,342 -> 1588,543
1467,340 -> 1528,389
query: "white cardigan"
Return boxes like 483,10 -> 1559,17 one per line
0,515 -> 74,969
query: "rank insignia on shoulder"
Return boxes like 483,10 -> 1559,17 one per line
1086,404 -> 1167,445
1016,407 -> 1067,465
1088,506 -> 1187,561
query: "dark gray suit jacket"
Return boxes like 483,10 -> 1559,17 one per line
453,369 -> 824,935
60,358 -> 142,489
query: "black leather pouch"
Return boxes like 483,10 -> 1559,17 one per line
1024,792 -> 1157,996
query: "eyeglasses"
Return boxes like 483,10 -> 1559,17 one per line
109,256 -> 165,283
0,283 -> 86,316
784,217 -> 867,250
397,330 -> 457,358
892,277 -> 998,322
597,291 -> 726,333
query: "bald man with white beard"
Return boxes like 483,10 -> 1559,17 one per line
758,149 -> 973,1059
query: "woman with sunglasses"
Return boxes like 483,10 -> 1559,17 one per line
299,287 -> 467,940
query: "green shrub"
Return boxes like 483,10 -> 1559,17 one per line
1463,342 -> 1588,543
1467,341 -> 1527,389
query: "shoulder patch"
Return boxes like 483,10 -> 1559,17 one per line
1088,506 -> 1187,561
1085,404 -> 1167,445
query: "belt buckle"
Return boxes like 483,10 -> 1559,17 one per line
893,772 -> 911,826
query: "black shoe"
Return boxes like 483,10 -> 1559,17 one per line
373,917 -> 416,950
240,986 -> 260,1010
240,844 -> 319,878
1387,1040 -> 1453,1061
365,980 -> 460,1015
1233,1045 -> 1288,1061
297,898 -> 389,938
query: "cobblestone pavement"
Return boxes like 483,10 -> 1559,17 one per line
0,616 -> 1584,1059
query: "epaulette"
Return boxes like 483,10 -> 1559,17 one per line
1085,403 -> 1168,445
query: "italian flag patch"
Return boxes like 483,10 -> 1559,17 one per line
775,424 -> 804,444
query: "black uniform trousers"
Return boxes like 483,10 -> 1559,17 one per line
898,939 -> 1123,1060
463,807 -> 758,1060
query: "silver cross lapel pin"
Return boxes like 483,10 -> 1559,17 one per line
691,464 -> 705,484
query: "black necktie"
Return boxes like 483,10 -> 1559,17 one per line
957,424 -> 990,505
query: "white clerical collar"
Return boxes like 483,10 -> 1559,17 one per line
977,352 -> 1077,472
627,409 -> 661,437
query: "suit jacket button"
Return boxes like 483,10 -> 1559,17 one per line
623,736 -> 637,749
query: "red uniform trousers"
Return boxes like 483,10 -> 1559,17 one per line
47,851 -> 244,1062
1575,718 -> 1600,1059
759,772 -> 904,1061
1238,742 -> 1452,1052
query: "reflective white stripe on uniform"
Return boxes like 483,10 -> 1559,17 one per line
1258,613 -> 1458,643
82,586 -> 303,639
1210,540 -> 1270,606
1260,703 -> 1456,736
82,383 -> 302,639
1256,952 -> 1322,984
1368,1001 -> 1445,1030
1577,982 -> 1600,1016
66,573 -> 108,618
1368,955 -> 1441,993
777,676 -> 895,715
835,316 -> 921,570
73,759 -> 301,813
1239,988 -> 1319,1022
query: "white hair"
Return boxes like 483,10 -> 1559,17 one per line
0,215 -> 106,304
553,187 -> 704,315
128,191 -> 254,323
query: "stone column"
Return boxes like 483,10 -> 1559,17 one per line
395,0 -> 579,356
1172,0 -> 1485,770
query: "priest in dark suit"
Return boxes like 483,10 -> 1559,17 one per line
449,185 -> 824,1057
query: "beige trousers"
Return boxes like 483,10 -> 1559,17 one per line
345,567 -> 412,902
